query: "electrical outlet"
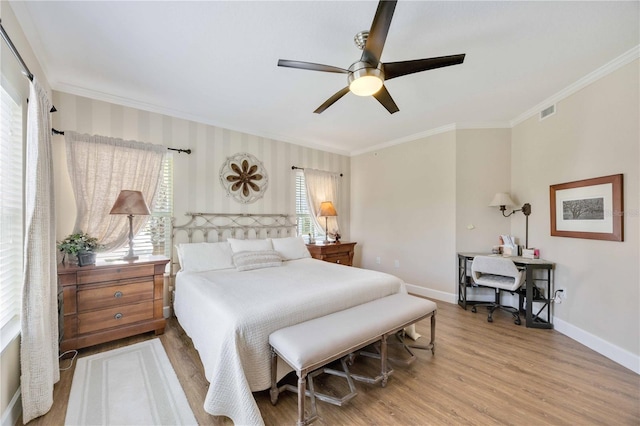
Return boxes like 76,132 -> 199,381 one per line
394,260 -> 400,268
376,256 -> 381,265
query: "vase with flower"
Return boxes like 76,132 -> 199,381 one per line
57,231 -> 100,266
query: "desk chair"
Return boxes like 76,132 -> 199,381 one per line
470,255 -> 525,325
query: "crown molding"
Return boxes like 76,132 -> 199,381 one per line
510,45 -> 640,127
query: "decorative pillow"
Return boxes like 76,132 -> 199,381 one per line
232,250 -> 283,272
272,236 -> 311,260
176,242 -> 234,272
227,238 -> 273,253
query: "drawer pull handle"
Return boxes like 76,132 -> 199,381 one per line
114,291 -> 123,298
114,313 -> 123,320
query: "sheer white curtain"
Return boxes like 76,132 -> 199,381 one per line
21,77 -> 59,423
64,131 -> 166,251
303,168 -> 342,237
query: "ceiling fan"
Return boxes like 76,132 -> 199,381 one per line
278,0 -> 465,114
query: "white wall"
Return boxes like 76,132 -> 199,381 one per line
456,128 -> 513,252
351,131 -> 457,300
511,59 -> 639,369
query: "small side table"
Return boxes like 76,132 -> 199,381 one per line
306,242 -> 356,266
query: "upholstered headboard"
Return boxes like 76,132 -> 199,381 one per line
170,212 -> 297,277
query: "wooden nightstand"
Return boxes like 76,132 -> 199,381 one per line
57,256 -> 169,352
306,242 -> 356,266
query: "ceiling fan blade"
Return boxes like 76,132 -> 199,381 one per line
361,0 -> 397,67
372,85 -> 399,114
314,87 -> 350,114
384,54 -> 466,80
278,59 -> 348,74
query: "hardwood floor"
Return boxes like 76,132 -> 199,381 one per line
27,299 -> 639,425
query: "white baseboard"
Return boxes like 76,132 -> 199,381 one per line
405,283 -> 456,304
1,387 -> 21,426
405,283 -> 639,375
553,316 -> 640,374
163,305 -> 172,319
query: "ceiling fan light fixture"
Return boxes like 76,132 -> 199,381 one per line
348,64 -> 384,96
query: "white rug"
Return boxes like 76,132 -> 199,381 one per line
65,339 -> 197,425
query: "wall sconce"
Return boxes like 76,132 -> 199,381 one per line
109,190 -> 151,260
318,201 -> 337,244
489,193 -> 532,248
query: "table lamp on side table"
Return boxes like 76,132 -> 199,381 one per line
109,190 -> 150,260
318,201 -> 337,244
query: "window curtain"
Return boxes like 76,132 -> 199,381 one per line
64,131 -> 166,252
303,168 -> 342,237
21,77 -> 59,423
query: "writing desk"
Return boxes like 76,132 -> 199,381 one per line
457,252 -> 554,329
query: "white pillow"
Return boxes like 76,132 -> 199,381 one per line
272,236 -> 311,260
176,242 -> 234,272
227,238 -> 273,253
232,250 -> 283,272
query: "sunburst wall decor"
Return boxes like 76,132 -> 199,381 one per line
219,152 -> 269,204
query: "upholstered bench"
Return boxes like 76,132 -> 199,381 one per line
269,293 -> 437,425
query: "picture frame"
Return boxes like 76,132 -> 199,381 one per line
550,174 -> 623,241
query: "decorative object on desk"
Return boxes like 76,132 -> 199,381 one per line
522,248 -> 539,259
490,192 -> 532,248
329,231 -> 341,243
57,231 -> 99,266
219,152 -> 268,204
550,174 -> 623,242
109,190 -> 150,260
318,201 -> 338,244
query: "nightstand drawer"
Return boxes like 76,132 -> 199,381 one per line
324,254 -> 351,265
77,264 -> 155,284
77,280 -> 154,312
78,301 -> 154,334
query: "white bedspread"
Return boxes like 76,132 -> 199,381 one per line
173,258 -> 405,425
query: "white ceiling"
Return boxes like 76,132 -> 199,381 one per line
10,1 -> 639,156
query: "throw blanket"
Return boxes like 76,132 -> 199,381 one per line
173,258 -> 405,425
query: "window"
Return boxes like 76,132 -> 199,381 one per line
98,154 -> 173,259
295,171 -> 318,238
0,82 -> 23,347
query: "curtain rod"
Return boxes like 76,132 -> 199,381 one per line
0,19 -> 57,113
291,165 -> 343,177
51,128 -> 192,154
0,20 -> 33,81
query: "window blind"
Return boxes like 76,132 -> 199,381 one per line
295,172 -> 318,238
0,84 -> 23,336
98,154 -> 173,260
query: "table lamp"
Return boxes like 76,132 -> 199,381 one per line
318,201 -> 337,244
109,190 -> 150,260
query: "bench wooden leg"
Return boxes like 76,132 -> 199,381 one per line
270,348 -> 279,405
297,375 -> 306,426
430,313 -> 436,355
381,335 -> 389,387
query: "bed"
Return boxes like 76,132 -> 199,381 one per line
171,213 -> 407,425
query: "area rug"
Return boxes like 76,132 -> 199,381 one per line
65,339 -> 197,425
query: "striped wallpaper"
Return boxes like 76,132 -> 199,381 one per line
51,91 -> 351,238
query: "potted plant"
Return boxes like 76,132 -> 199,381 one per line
57,231 -> 100,266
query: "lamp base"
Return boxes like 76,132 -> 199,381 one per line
122,254 -> 139,261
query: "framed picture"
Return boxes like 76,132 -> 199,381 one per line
550,174 -> 623,241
